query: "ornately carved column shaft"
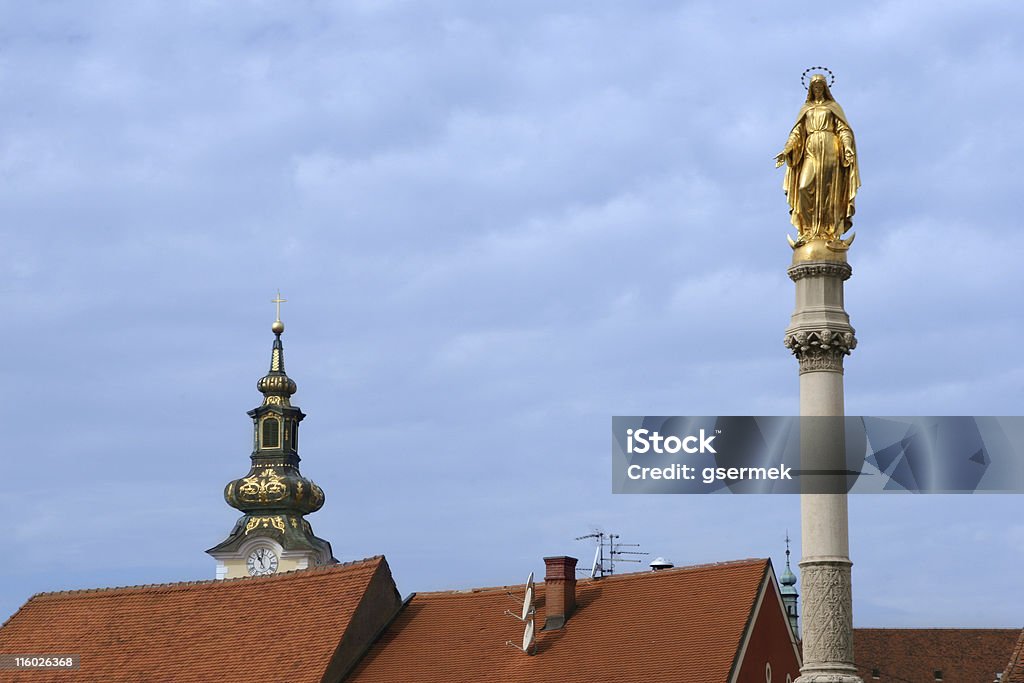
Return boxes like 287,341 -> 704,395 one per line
799,560 -> 855,670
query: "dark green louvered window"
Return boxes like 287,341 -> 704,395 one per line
261,417 -> 280,449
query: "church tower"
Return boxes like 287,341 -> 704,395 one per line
207,298 -> 335,579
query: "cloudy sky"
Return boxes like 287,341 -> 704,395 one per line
2,1 -> 1023,628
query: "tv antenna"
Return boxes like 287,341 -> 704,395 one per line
576,532 -> 605,578
504,571 -> 537,655
575,531 -> 649,578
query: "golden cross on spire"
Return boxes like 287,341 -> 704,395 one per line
272,290 -> 287,322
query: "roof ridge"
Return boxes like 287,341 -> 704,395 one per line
0,601 -> 29,632
581,557 -> 768,584
410,557 -> 768,598
854,627 -> 1022,632
23,555 -> 385,601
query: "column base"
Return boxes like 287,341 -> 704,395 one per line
795,669 -> 862,683
798,559 -> 856,677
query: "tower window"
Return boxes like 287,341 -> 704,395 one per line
871,669 -> 880,679
261,417 -> 280,449
291,422 -> 298,450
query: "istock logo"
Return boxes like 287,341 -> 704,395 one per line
626,428 -> 718,454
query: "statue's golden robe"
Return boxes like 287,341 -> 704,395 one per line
781,96 -> 861,243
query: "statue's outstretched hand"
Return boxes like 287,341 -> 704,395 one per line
774,152 -> 787,168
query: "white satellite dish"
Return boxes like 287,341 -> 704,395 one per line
521,572 -> 535,621
505,572 -> 536,622
522,618 -> 536,652
505,571 -> 538,655
506,615 -> 537,655
590,544 -> 602,578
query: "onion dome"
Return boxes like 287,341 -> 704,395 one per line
224,465 -> 325,515
780,563 -> 798,592
780,532 -> 798,594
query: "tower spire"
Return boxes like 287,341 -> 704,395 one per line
266,290 -> 290,381
207,296 -> 335,579
780,531 -> 799,638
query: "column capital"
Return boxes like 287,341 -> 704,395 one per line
784,328 -> 857,374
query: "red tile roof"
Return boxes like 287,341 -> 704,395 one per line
346,558 -> 797,683
0,556 -> 394,683
853,628 -> 1021,683
1002,628 -> 1024,683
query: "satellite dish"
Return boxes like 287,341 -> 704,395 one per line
522,618 -> 536,652
521,572 -> 535,620
505,572 -> 536,623
649,556 -> 675,571
504,572 -> 538,655
590,545 -> 601,578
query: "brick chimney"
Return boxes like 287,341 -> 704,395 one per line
542,556 -> 578,630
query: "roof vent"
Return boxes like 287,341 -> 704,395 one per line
649,557 -> 674,570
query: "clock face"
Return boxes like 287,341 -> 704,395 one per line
246,547 -> 279,576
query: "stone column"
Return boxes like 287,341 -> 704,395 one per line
784,247 -> 861,683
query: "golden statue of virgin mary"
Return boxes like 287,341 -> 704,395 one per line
775,73 -> 861,250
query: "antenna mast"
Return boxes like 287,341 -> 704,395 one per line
575,531 -> 649,578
